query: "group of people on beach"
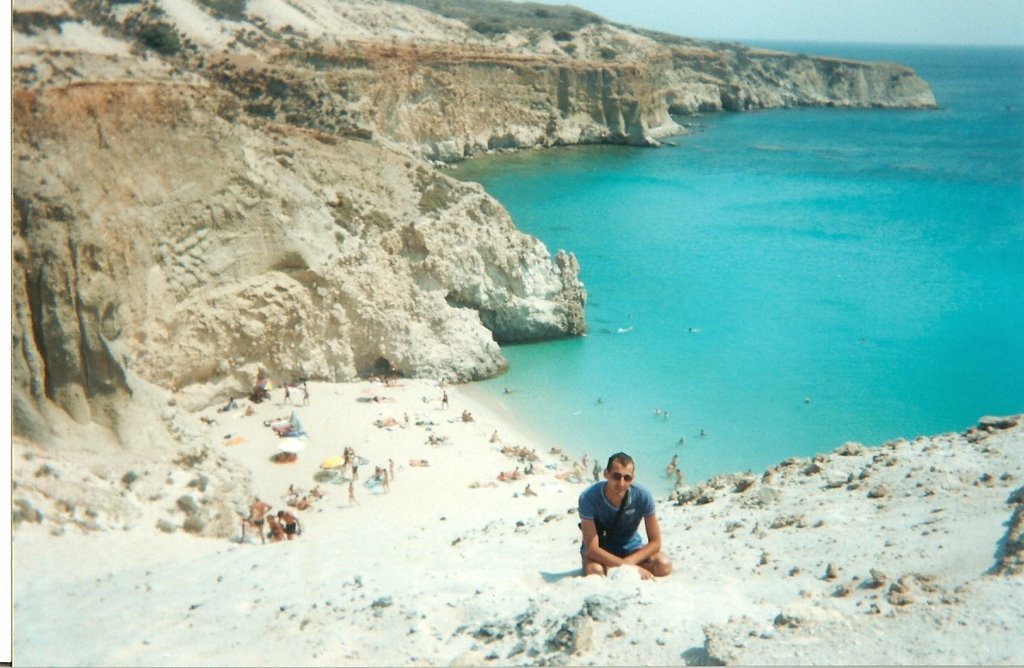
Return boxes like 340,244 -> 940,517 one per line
241,483 -> 333,544
243,497 -> 303,544
281,381 -> 310,406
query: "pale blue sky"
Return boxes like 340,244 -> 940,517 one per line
559,0 -> 1024,46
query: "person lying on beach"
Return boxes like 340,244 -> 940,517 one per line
497,467 -> 522,482
578,452 -> 672,580
500,445 -> 539,462
409,459 -> 430,467
288,496 -> 312,511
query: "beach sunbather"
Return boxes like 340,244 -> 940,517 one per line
497,467 -> 523,482
289,496 -> 312,511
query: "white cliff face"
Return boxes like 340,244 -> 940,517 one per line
12,77 -> 585,443
660,46 -> 938,113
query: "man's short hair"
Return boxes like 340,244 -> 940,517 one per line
606,452 -> 635,472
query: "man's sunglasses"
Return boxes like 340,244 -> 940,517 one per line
610,472 -> 634,482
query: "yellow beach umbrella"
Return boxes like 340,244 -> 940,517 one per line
320,455 -> 345,469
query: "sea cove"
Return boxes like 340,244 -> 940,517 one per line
457,44 -> 1024,491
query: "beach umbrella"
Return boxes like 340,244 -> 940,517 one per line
278,438 -> 306,454
320,455 -> 345,469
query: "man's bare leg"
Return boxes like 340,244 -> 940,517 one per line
581,553 -> 607,576
637,551 -> 673,577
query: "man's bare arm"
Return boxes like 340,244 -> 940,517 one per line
622,514 -> 662,566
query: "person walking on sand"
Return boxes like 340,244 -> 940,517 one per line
578,452 -> 672,580
441,391 -> 449,409
302,382 -> 310,406
246,498 -> 272,544
348,481 -> 358,506
283,384 -> 292,405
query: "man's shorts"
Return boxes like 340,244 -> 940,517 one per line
581,533 -> 643,558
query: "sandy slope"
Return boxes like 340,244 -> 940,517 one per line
12,380 -> 1024,666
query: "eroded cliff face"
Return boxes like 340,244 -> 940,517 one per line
30,1 -> 935,163
656,42 -> 938,113
12,76 -> 586,448
11,0 -> 935,456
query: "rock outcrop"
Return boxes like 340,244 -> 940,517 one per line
12,77 -> 587,442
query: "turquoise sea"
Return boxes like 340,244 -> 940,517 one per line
455,44 -> 1024,495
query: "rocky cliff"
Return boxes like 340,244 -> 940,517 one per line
12,0 -> 935,453
12,76 -> 587,443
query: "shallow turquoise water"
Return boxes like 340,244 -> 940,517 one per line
455,44 -> 1024,493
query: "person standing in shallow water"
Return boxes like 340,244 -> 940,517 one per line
578,452 -> 672,580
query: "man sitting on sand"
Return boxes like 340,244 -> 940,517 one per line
578,452 -> 672,580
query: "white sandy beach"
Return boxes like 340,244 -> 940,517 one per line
11,379 -> 1024,666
